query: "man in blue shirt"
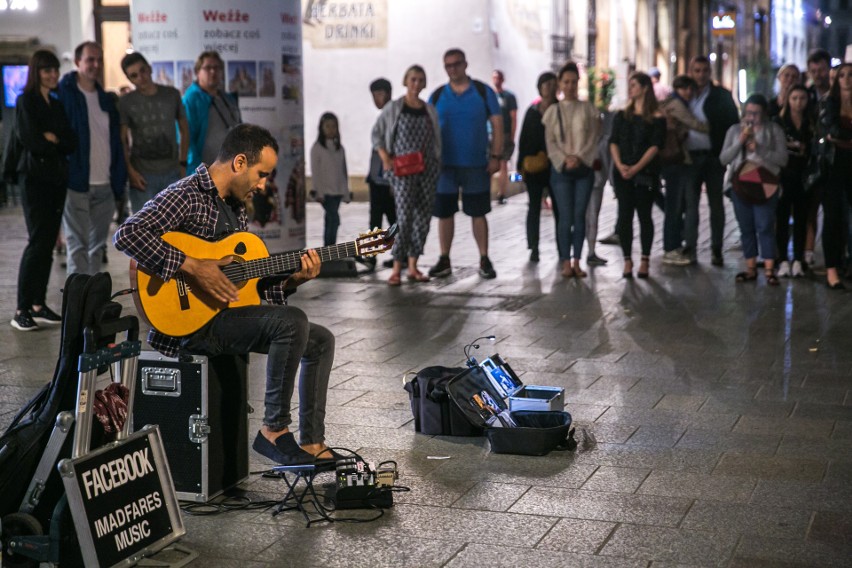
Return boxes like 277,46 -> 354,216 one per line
428,48 -> 503,279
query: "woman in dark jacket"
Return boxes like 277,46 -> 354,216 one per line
517,72 -> 557,262
11,50 -> 75,331
609,72 -> 666,278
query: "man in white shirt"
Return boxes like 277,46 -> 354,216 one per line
57,41 -> 127,275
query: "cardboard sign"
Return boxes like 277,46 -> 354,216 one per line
60,427 -> 184,567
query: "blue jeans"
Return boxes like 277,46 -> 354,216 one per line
661,163 -> 690,252
63,184 -> 115,275
180,305 -> 335,445
731,190 -> 778,261
129,169 -> 183,214
321,195 -> 343,246
550,167 -> 593,261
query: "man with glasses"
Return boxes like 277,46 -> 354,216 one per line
57,41 -> 127,275
428,48 -> 503,279
119,53 -> 189,214
183,51 -> 242,173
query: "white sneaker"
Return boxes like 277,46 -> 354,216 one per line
791,260 -> 804,278
662,250 -> 691,266
777,261 -> 791,277
804,251 -> 814,266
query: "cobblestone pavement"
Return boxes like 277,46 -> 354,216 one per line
1,186 -> 851,567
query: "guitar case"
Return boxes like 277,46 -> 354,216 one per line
0,273 -> 115,529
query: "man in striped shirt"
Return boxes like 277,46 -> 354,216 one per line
115,124 -> 339,468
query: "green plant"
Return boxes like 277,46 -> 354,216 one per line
587,67 -> 616,111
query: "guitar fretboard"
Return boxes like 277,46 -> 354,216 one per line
220,241 -> 358,282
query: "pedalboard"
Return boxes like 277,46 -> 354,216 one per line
332,458 -> 396,510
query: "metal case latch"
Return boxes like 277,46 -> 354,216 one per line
189,414 -> 210,443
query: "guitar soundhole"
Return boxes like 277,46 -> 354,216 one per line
234,242 -> 247,255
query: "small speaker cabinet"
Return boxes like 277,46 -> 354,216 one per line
133,351 -> 249,502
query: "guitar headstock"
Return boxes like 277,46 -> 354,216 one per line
354,224 -> 399,257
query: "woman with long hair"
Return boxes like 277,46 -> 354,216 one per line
774,84 -> 812,277
372,64 -> 441,285
542,62 -> 601,277
517,71 -> 557,262
10,50 -> 76,331
720,94 -> 788,286
768,64 -> 800,118
608,72 -> 666,278
310,112 -> 349,246
818,63 -> 852,289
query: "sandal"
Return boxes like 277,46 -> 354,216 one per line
388,273 -> 402,286
765,270 -> 779,286
623,258 -> 633,279
572,264 -> 587,278
735,271 -> 757,283
637,256 -> 650,279
407,271 -> 430,282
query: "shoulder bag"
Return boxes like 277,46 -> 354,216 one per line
732,146 -> 779,205
391,107 -> 431,177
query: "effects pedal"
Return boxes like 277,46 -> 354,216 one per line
332,458 -> 394,510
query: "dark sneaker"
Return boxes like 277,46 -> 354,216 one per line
711,248 -> 724,267
252,431 -> 315,466
479,257 -> 497,279
29,305 -> 62,325
529,248 -> 540,262
587,253 -> 608,265
382,258 -> 394,268
428,256 -> 452,278
354,255 -> 377,271
598,233 -> 620,245
11,312 -> 39,331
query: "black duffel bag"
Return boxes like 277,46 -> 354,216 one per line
403,366 -> 484,436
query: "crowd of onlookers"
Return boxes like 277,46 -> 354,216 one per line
4,40 -> 852,330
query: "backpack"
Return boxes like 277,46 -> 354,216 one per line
429,79 -> 489,111
403,366 -> 483,436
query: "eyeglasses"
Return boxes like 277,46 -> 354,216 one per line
444,60 -> 465,70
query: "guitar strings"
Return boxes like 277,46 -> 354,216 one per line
218,242 -> 359,282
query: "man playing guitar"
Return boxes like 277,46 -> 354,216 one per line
114,123 -> 339,467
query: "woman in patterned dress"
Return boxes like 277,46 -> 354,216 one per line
372,65 -> 441,285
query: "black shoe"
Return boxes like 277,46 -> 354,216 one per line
479,256 -> 497,279
497,196 -> 507,205
599,233 -> 620,245
711,248 -> 724,267
587,253 -> 608,265
252,431 -> 315,465
529,248 -> 540,263
382,259 -> 394,269
428,256 -> 452,278
827,279 -> 846,290
11,312 -> 39,331
355,255 -> 377,270
29,305 -> 62,325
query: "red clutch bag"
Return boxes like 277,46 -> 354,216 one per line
393,152 -> 425,177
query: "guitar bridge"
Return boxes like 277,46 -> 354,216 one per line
176,273 -> 191,311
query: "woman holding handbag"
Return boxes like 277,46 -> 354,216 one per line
10,50 -> 76,331
517,71 -> 557,263
608,72 -> 666,279
372,65 -> 441,285
543,62 -> 601,277
818,63 -> 852,289
719,94 -> 788,286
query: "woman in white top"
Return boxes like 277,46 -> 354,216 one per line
542,62 -> 601,278
310,112 -> 350,246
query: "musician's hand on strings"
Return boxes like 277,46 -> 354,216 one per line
180,256 -> 239,303
289,249 -> 321,286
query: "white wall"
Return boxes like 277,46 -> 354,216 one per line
0,1 -> 74,71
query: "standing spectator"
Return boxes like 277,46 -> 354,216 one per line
774,85 -> 812,278
542,61 -> 601,278
10,50 -> 75,331
608,72 -> 666,279
310,112 -> 349,246
817,63 -> 852,289
517,72 -> 558,262
659,75 -> 709,266
362,78 -> 396,270
492,69 -> 517,205
57,41 -> 127,276
373,65 -> 441,285
649,67 -> 671,101
804,49 -> 833,267
768,64 -> 801,118
683,55 -> 740,266
119,52 -> 189,214
720,94 -> 788,286
183,51 -> 241,173
586,109 -> 616,265
427,48 -> 503,279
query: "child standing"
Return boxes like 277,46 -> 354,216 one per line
310,112 -> 350,246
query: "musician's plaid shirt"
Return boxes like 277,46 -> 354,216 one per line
113,164 -> 294,357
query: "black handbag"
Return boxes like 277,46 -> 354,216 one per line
403,366 -> 483,436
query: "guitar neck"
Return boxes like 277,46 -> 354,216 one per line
231,241 -> 359,281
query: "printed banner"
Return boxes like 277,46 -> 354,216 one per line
301,0 -> 387,49
130,0 -> 306,253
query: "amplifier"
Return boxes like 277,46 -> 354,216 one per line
132,351 -> 249,502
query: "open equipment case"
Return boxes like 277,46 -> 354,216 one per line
446,355 -> 575,456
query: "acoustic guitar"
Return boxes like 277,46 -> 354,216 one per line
130,225 -> 397,337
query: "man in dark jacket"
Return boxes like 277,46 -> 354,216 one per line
57,41 -> 127,275
682,55 -> 739,266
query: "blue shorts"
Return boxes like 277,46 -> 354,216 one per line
434,166 -> 491,218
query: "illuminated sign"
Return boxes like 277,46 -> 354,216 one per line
712,12 -> 736,36
0,0 -> 39,11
